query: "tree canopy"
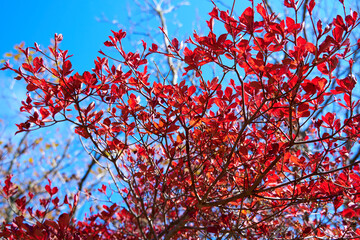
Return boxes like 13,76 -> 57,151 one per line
1,0 -> 360,239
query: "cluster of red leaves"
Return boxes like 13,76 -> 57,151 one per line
0,176 -> 139,239
2,0 -> 360,239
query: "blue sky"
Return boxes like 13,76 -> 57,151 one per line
0,0 -> 216,72
0,0 -> 257,71
1,0 -> 115,70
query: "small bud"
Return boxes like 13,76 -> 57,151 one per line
324,24 -> 333,34
348,73 -> 357,84
55,33 -> 63,42
34,42 -> 40,51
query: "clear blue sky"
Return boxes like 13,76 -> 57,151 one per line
1,0 -> 119,71
0,0 -> 220,72
0,0 -> 259,70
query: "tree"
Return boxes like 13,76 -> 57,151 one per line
1,0 -> 360,239
0,43 -> 107,224
0,0 -> 189,225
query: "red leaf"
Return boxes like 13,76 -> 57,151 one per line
40,107 -> 50,119
64,195 -> 69,205
171,38 -> 179,51
98,184 -> 107,193
52,197 -> 59,206
345,15 -> 355,26
52,187 -> 58,195
303,226 -> 312,234
209,7 -> 219,19
26,84 -> 38,92
188,85 -> 196,97
220,10 -> 228,21
22,63 -> 33,72
28,192 -> 34,199
286,17 -> 295,29
73,192 -> 79,208
317,20 -> 323,35
344,93 -> 351,107
332,26 -> 344,43
307,0 -> 315,15
328,57 -> 338,73
75,126 -> 90,138
299,110 -> 310,118
44,220 -> 59,230
225,87 -> 233,99
240,7 -> 254,33
322,112 -> 335,126
301,81 -> 317,95
63,60 -> 72,76
284,0 -> 296,9
298,103 -> 309,112
342,208 -> 356,218
333,197 -> 343,211
104,41 -> 114,47
58,213 -> 70,230
224,53 -> 233,59
128,98 -> 137,109
317,62 -> 329,75
286,17 -> 301,34
313,76 -> 327,92
45,184 -> 52,195
256,4 -> 267,19
149,43 -> 158,52
141,40 -> 147,50
15,196 -> 27,213
112,29 -> 126,41
337,75 -> 357,92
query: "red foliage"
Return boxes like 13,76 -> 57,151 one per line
1,0 -> 360,239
